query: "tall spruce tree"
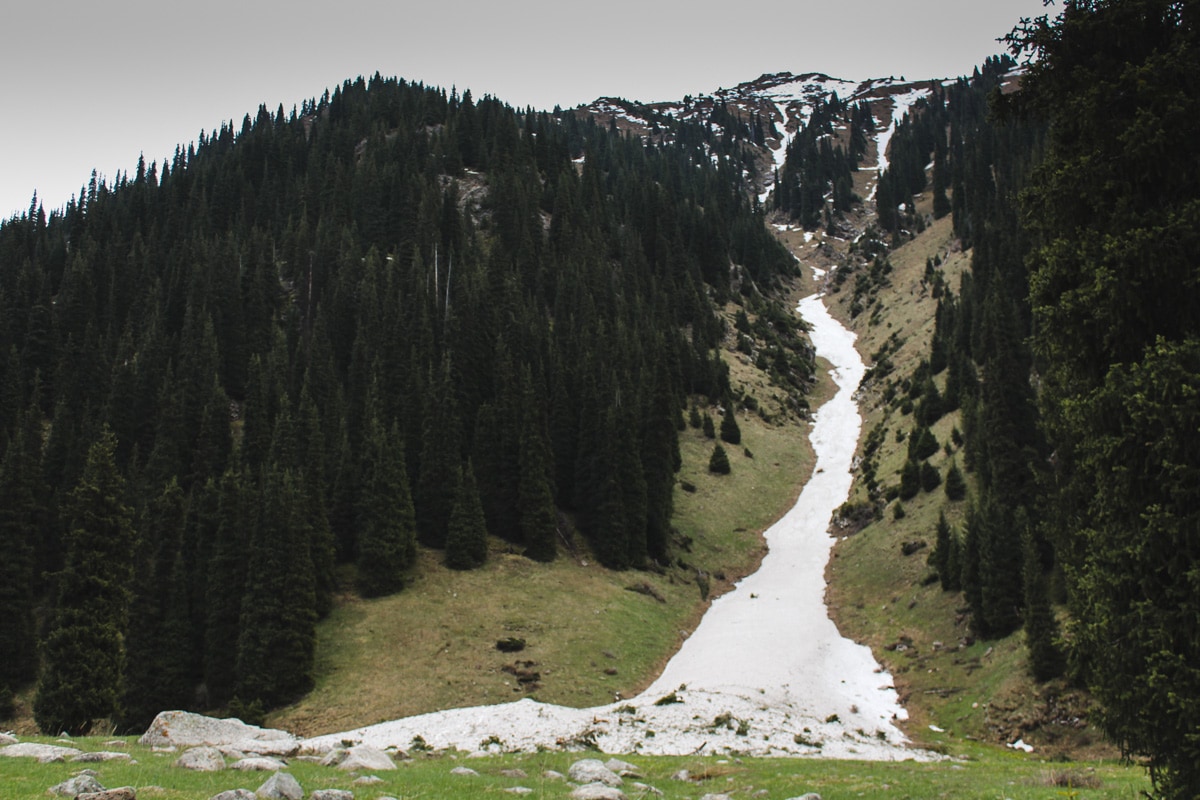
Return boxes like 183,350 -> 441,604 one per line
34,428 -> 135,735
444,462 -> 488,570
356,421 -> 416,597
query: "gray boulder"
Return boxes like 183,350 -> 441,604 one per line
140,710 -> 299,756
1,742 -> 82,762
335,745 -> 396,771
785,795 -> 823,800
77,790 -> 137,800
450,766 -> 479,776
256,771 -> 303,800
48,774 -> 105,796
604,758 -> 641,777
72,751 -> 134,762
210,791 -> 257,800
309,791 -> 355,800
570,785 -> 627,800
175,746 -> 227,772
568,758 -> 623,787
0,733 -> 17,745
231,756 -> 287,771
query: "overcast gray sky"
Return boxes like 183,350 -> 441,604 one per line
1,0 -> 1050,219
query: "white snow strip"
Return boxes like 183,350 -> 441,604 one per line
304,295 -> 931,761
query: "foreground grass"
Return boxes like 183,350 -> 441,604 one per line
0,735 -> 1150,800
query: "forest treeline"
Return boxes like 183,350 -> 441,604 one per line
0,74 -> 806,735
860,2 -> 1199,797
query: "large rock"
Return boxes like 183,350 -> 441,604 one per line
568,759 -> 623,787
175,746 -> 227,772
0,733 -> 18,745
255,771 -> 302,800
140,711 -> 299,756
335,744 -> 396,772
48,774 -> 105,796
1,742 -> 83,762
209,791 -> 256,800
72,751 -> 134,762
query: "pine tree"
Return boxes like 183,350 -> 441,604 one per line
1023,526 -> 1063,682
943,460 -> 967,501
0,412 -> 42,691
34,428 -> 135,735
898,459 -> 920,501
708,443 -> 731,475
719,403 -> 741,445
445,462 -> 488,570
356,421 -> 416,597
203,469 -> 252,709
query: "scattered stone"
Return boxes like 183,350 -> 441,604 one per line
500,768 -> 528,778
318,748 -> 348,767
49,774 -> 105,796
73,751 -> 134,762
450,766 -> 480,776
568,758 -> 622,787
630,783 -> 663,797
0,733 -> 18,745
231,756 -> 286,771
352,775 -> 383,785
505,788 -> 533,795
175,746 -> 227,772
699,794 -> 732,800
102,740 -> 128,748
78,789 -> 137,800
309,791 -> 354,800
784,794 -> 822,800
140,710 -> 299,756
1,742 -> 83,762
336,744 -> 396,772
570,784 -> 626,800
604,758 -> 640,777
255,771 -> 302,800
542,770 -> 565,780
209,791 -> 256,800
670,769 -> 691,782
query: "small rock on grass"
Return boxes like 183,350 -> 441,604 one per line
785,795 -> 823,800
568,759 -> 622,787
78,789 -> 137,800
570,784 -> 626,800
450,766 -> 480,776
309,791 -> 355,800
0,733 -> 18,745
49,774 -> 105,796
73,751 -> 134,762
255,771 -> 303,800
352,775 -> 383,785
231,756 -> 286,771
176,746 -> 226,771
209,791 -> 257,800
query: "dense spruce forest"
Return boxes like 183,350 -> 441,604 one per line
0,75 -> 806,735
855,2 -> 1198,796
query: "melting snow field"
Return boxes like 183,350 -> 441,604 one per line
304,294 -> 930,761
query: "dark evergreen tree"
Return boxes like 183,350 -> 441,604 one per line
356,421 -> 416,597
708,443 -> 731,475
719,403 -> 741,445
445,462 -> 488,570
0,411 -> 42,691
34,428 -> 135,735
1023,525 -> 1063,683
943,460 -> 967,501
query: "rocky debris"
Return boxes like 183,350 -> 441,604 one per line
1,741 -> 83,761
49,773 -> 105,796
333,744 -> 396,771
785,794 -> 823,800
140,711 -> 299,756
570,785 -> 626,800
72,750 -> 134,762
309,791 -> 354,800
505,788 -> 533,795
543,770 -> 566,780
78,790 -> 136,800
209,791 -> 256,800
630,783 -> 663,796
499,768 -> 527,778
0,733 -> 18,745
450,766 -> 480,776
255,771 -> 302,800
175,746 -> 227,771
568,758 -> 622,787
231,756 -> 287,771
352,775 -> 383,785
698,794 -> 732,800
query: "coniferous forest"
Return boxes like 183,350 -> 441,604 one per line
0,75 -> 802,735
1,1 -> 1197,796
